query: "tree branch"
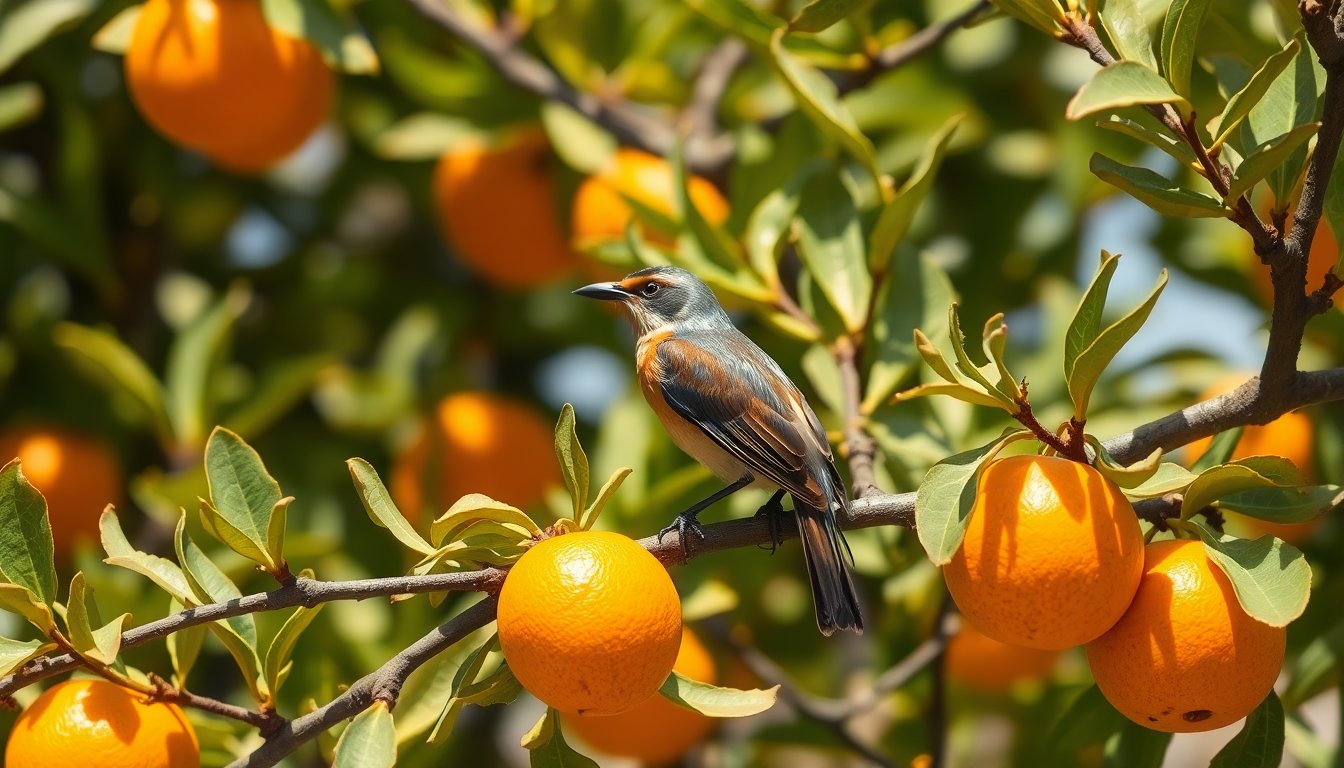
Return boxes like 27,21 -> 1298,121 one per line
836,0 -> 994,97
230,596 -> 499,768
147,674 -> 286,735
834,337 -> 880,499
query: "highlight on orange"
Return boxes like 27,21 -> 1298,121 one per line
564,626 -> 717,765
497,530 -> 683,716
0,425 -> 122,556
942,454 -> 1144,650
390,392 -> 561,524
431,130 -> 578,288
6,678 -> 200,768
125,0 -> 334,172
1086,539 -> 1285,733
945,621 -> 1061,692
571,148 -> 730,249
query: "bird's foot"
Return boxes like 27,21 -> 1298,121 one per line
755,492 -> 787,555
657,510 -> 706,556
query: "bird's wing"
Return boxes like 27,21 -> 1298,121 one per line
655,334 -> 832,507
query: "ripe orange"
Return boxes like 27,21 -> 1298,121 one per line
0,425 -> 121,556
125,0 -> 333,172
497,530 -> 682,715
563,626 -> 717,764
571,149 -> 730,249
1086,539 -> 1285,732
1249,213 -> 1337,306
432,131 -> 578,288
943,454 -> 1144,650
945,621 -> 1061,692
6,678 -> 199,768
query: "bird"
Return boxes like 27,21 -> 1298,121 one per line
574,265 -> 863,635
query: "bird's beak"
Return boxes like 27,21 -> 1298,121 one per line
573,282 -> 630,301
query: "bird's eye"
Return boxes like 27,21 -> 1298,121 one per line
642,282 -> 660,297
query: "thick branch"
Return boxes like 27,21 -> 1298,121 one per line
230,596 -> 499,768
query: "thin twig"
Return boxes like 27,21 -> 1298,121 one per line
834,337 -> 880,498
682,39 -> 749,139
229,596 -> 499,768
836,0 -> 994,97
147,674 -> 286,735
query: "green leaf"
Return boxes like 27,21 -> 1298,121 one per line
1159,0 -> 1213,101
1088,439 -> 1163,489
1182,459 -> 1296,519
65,571 -> 131,666
1244,42 -> 1323,205
864,251 -> 956,411
202,426 -> 286,572
221,354 -> 333,440
789,0 -> 868,34
347,458 -> 435,556
430,494 -> 538,547
523,708 -> 599,768
769,28 -> 883,196
0,636 -> 49,677
795,172 -> 872,334
91,3 -> 141,54
1124,462 -> 1197,498
264,604 -> 324,698
99,508 -> 194,601
1066,267 -> 1168,422
164,285 -> 250,451
1210,692 -> 1283,768
580,467 -> 632,531
869,116 -> 961,271
333,701 -> 396,768
1066,61 -> 1190,121
1105,719 -> 1173,768
260,0 -> 379,75
1096,116 -> 1196,163
554,404 -> 589,522
1211,36 -> 1301,151
684,0 -> 865,70
1219,485 -> 1341,524
540,102 -> 616,175
1284,620 -> 1344,707
893,381 -> 1017,409
0,82 -> 42,133
373,113 -> 481,161
1065,252 -> 1122,392
744,168 -> 809,287
428,634 -> 521,744
1090,154 -> 1228,218
1189,521 -> 1311,627
916,431 -> 1031,565
0,0 -> 97,76
1099,0 -> 1157,69
0,459 -> 57,607
1049,685 -> 1129,753
166,598 -> 205,687
0,583 -> 55,631
1224,122 -> 1320,203
659,670 -> 779,717
990,0 -> 1064,36
52,323 -> 172,449
1191,427 -> 1244,472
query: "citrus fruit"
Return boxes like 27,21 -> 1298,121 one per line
945,621 -> 1061,692
1249,212 -> 1337,307
943,454 -> 1144,650
432,131 -> 578,288
391,392 -> 561,523
563,626 -> 716,764
125,0 -> 333,172
5,678 -> 199,768
1086,539 -> 1285,732
571,148 -> 729,249
0,425 -> 121,556
497,530 -> 682,715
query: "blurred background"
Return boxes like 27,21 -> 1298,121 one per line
0,0 -> 1341,765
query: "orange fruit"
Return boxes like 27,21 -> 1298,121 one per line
391,392 -> 561,523
571,148 -> 729,249
431,131 -> 578,288
6,678 -> 199,768
564,626 -> 717,764
497,530 -> 682,715
945,621 -> 1061,692
125,0 -> 333,172
1249,212 -> 1337,307
0,425 -> 122,556
1086,539 -> 1285,732
943,454 -> 1144,650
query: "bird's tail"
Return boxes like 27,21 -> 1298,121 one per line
792,494 -> 863,635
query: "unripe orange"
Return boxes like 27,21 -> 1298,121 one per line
1086,539 -> 1285,732
571,149 -> 729,249
943,455 -> 1144,650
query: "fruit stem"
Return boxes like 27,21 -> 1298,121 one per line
1011,385 -> 1088,462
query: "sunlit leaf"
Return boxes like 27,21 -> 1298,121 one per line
260,0 -> 379,74
1090,154 -> 1228,218
1190,521 -> 1310,627
201,426 -> 286,572
0,459 -> 56,608
869,116 -> 961,271
1211,36 -> 1301,151
659,670 -> 779,717
554,404 -> 589,522
916,431 -> 1031,565
347,458 -> 435,555
333,701 -> 396,768
1159,0 -> 1213,101
1066,61 -> 1190,121
795,172 -> 871,334
1224,122 -> 1320,203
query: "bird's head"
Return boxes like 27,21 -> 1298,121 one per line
574,266 -> 731,337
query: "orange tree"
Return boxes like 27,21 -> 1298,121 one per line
1,0 -> 1343,765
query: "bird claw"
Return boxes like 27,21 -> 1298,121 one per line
755,492 -> 787,555
657,511 -> 705,556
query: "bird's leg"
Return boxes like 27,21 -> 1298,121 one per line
754,489 -> 787,555
658,475 -> 754,553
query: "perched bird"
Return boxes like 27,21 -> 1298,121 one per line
575,266 -> 863,635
